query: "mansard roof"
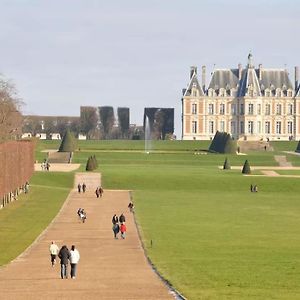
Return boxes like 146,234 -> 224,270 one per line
184,71 -> 205,97
260,69 -> 293,91
207,67 -> 293,97
208,69 -> 239,90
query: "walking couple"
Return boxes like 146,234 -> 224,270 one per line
112,213 -> 126,239
57,244 -> 80,279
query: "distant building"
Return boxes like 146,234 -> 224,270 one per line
35,133 -> 47,140
50,133 -> 61,140
22,115 -> 80,139
182,54 -> 300,141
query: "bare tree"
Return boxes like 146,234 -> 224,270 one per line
0,76 -> 23,140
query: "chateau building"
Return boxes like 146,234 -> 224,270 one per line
181,54 -> 300,141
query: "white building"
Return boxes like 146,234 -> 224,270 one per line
182,54 -> 300,141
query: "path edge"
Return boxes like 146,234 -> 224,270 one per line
0,184 -> 75,270
130,191 -> 187,300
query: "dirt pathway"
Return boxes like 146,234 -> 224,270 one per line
0,173 -> 173,300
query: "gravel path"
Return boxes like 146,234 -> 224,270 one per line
0,173 -> 173,300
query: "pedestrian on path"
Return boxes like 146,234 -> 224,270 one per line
95,187 -> 100,198
99,186 -> 103,197
120,223 -> 127,239
112,214 -> 118,225
82,183 -> 86,193
58,245 -> 71,279
49,241 -> 59,267
119,213 -> 126,224
69,245 -> 80,279
112,223 -> 120,239
77,183 -> 81,193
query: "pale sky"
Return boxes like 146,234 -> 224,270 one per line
0,0 -> 299,137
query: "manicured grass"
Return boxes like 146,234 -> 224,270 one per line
10,139 -> 300,299
0,172 -> 73,265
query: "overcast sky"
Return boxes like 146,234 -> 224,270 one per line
0,0 -> 299,137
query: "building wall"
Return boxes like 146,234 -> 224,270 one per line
182,94 -> 299,141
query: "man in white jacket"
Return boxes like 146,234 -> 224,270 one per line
49,241 -> 59,267
70,245 -> 80,279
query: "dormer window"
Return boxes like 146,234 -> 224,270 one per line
276,89 -> 282,97
288,90 -> 293,97
192,90 -> 197,97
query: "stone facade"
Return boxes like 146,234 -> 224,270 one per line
182,54 -> 300,141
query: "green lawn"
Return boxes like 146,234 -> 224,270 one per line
3,139 -> 300,299
0,171 -> 73,265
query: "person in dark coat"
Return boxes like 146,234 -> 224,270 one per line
82,183 -> 86,193
77,183 -> 81,193
95,187 -> 100,198
112,223 -> 120,239
112,214 -> 118,225
119,213 -> 125,224
58,245 -> 71,279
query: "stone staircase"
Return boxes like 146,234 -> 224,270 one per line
47,151 -> 72,163
237,141 -> 273,152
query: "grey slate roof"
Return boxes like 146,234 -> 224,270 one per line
260,69 -> 293,91
205,53 -> 295,97
208,68 -> 293,97
184,72 -> 205,97
208,69 -> 239,90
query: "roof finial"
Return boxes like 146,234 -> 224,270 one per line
247,52 -> 253,68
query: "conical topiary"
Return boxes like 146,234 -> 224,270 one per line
223,157 -> 231,170
242,160 -> 251,174
296,140 -> 300,153
86,156 -> 95,171
58,129 -> 76,152
92,155 -> 98,168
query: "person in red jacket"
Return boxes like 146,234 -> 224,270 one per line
120,223 -> 126,239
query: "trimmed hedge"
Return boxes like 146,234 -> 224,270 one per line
209,131 -> 237,154
59,129 -> 76,152
242,160 -> 251,174
86,155 -> 99,171
296,140 -> 300,153
223,157 -> 231,170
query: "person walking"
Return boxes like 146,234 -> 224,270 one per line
119,213 -> 125,224
99,186 -> 103,197
69,245 -> 80,279
120,223 -> 127,239
82,183 -> 86,193
58,245 -> 71,279
77,183 -> 81,193
49,241 -> 59,267
95,187 -> 100,198
112,223 -> 120,239
112,214 -> 118,225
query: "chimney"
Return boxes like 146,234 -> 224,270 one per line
190,66 -> 197,79
202,65 -> 206,91
238,63 -> 242,80
259,64 -> 262,81
295,66 -> 299,90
